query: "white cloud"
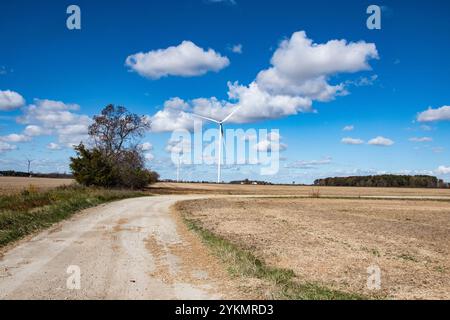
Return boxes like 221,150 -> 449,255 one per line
341,137 -> 364,145
255,140 -> 287,152
256,31 -> 378,100
231,44 -> 243,54
144,152 -> 154,161
17,99 -> 91,147
436,166 -> 450,175
125,41 -> 230,79
146,31 -> 378,131
368,136 -> 394,146
150,98 -> 196,133
225,81 -> 313,122
140,142 -> 153,151
0,133 -> 31,143
0,141 -> 16,152
417,106 -> 450,122
47,142 -> 62,150
24,125 -> 51,136
409,137 -> 432,143
254,132 -> 287,152
343,125 -> 354,131
346,75 -> 378,87
0,90 -> 25,111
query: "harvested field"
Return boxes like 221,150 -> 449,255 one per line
0,177 -> 75,194
151,182 -> 450,199
176,197 -> 450,299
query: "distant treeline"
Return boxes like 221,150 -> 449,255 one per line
314,175 -> 448,188
0,171 -> 73,179
229,179 -> 273,185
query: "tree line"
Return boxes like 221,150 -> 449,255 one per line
314,175 -> 448,188
0,171 -> 73,179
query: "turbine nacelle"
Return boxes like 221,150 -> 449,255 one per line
190,106 -> 242,183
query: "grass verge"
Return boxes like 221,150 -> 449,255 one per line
0,184 -> 146,247
182,216 -> 366,300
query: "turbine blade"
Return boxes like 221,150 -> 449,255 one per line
221,105 -> 242,123
190,113 -> 220,124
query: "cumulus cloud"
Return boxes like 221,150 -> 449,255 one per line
24,125 -> 51,136
146,31 -> 378,131
341,137 -> 364,145
368,136 -> 394,146
409,137 -> 432,143
150,98 -> 196,132
0,141 -> 16,152
17,99 -> 91,147
0,90 -> 25,111
256,31 -> 378,100
125,41 -> 230,79
436,166 -> 450,175
0,133 -> 31,143
417,106 -> 450,122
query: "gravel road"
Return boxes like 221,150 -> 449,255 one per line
0,196 -> 232,300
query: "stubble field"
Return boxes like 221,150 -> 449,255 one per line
0,177 -> 75,194
176,196 -> 450,299
151,182 -> 450,199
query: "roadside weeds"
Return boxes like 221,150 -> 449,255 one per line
0,185 -> 146,248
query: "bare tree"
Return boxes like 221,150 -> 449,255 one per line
88,105 -> 151,157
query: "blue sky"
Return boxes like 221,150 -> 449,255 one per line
1,0 -> 449,183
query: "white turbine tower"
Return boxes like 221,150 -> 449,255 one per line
176,153 -> 181,182
193,106 -> 241,183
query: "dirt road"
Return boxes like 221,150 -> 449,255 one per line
0,196 -> 240,300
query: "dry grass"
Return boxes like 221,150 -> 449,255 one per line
0,185 -> 145,247
0,177 -> 74,194
176,197 -> 450,300
150,182 -> 450,199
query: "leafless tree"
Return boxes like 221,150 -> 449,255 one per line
88,105 -> 151,157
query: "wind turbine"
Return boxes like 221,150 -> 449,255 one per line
192,106 -> 242,183
176,154 -> 181,182
26,158 -> 34,177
